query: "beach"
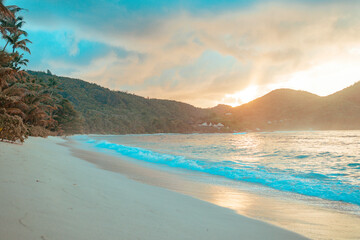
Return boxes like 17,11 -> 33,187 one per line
1,1 -> 360,239
0,137 -> 307,240
71,133 -> 360,240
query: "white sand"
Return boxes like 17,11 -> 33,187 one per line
0,137 -> 307,240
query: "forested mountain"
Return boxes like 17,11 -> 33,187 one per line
28,71 -> 360,134
28,71 -> 227,134
227,83 -> 360,131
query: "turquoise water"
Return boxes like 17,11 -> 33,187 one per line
74,131 -> 360,206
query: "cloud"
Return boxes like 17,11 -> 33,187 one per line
12,0 -> 360,107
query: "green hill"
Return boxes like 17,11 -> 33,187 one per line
227,86 -> 360,131
28,71 -> 227,134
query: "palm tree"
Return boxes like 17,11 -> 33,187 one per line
0,2 -> 30,71
0,1 -> 20,37
1,15 -> 27,51
5,31 -> 31,54
0,1 -> 27,78
0,0 -> 16,82
11,52 -> 28,70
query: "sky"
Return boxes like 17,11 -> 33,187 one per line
6,0 -> 360,107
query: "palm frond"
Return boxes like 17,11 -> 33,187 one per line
0,3 -> 14,19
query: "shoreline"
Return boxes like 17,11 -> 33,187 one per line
0,137 -> 306,240
69,136 -> 360,240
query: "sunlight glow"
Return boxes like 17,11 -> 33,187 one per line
349,47 -> 360,55
277,57 -> 360,97
221,86 -> 259,107
218,50 -> 360,108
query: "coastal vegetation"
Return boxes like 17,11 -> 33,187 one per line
0,1 -> 82,142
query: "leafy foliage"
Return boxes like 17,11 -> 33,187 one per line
0,108 -> 27,142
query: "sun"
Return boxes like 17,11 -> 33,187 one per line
222,86 -> 259,107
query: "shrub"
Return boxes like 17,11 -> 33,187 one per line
27,125 -> 55,137
0,109 -> 28,142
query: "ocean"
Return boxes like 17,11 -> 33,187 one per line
74,131 -> 360,207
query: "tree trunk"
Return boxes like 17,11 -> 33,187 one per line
2,40 -> 9,51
